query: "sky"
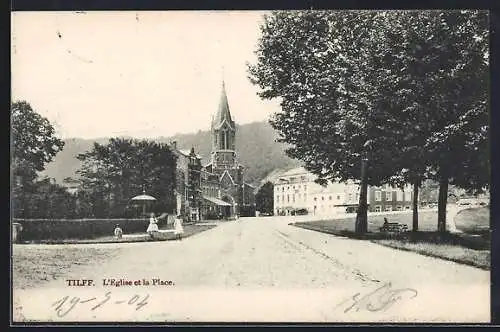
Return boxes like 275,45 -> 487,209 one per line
11,11 -> 281,139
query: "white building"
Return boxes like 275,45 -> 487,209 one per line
272,167 -> 366,216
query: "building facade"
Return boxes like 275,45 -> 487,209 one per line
368,184 -> 415,212
272,167 -> 363,216
170,81 -> 255,221
272,167 -> 417,216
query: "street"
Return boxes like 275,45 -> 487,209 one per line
13,216 -> 490,323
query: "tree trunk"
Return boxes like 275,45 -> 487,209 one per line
437,172 -> 449,234
355,158 -> 369,235
412,179 -> 420,232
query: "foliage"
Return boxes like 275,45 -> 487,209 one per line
11,101 -> 65,174
11,101 -> 66,218
248,10 -> 489,233
255,181 -> 274,214
76,138 -> 177,218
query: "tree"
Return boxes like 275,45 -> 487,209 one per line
248,11 -> 406,234
381,11 -> 489,232
22,178 -> 78,219
249,10 -> 489,235
256,181 -> 274,215
76,138 -> 177,218
11,101 -> 65,218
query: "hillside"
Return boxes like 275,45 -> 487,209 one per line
40,121 -> 302,187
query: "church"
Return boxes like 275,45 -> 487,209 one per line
169,81 -> 256,221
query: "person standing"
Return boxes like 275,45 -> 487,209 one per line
114,224 -> 123,239
174,215 -> 184,240
147,212 -> 159,239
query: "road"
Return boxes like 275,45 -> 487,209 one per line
13,216 -> 490,323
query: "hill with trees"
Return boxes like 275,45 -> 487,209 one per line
39,120 -> 302,188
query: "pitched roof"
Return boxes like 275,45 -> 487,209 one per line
279,167 -> 309,177
220,170 -> 236,185
212,81 -> 235,130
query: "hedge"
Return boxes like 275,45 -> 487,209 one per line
13,217 -> 171,241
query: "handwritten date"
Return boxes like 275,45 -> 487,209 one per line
336,282 -> 418,313
52,291 -> 149,317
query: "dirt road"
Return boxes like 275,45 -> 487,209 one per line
12,216 -> 490,323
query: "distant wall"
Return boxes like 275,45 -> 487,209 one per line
12,217 -> 170,241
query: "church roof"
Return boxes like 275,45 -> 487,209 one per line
212,81 -> 235,130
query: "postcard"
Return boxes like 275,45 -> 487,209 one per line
11,10 -> 491,323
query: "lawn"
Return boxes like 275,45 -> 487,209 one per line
292,207 -> 490,270
295,210 -> 440,233
455,207 -> 490,234
373,239 -> 490,270
12,246 -> 122,290
12,223 -> 217,290
294,207 -> 490,234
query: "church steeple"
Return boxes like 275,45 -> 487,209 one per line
212,80 -> 235,130
211,80 -> 237,168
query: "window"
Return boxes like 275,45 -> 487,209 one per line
304,185 -> 307,191
287,195 -> 290,203
282,187 -> 284,192
375,205 -> 382,212
337,195 -> 341,200
405,191 -> 412,202
355,193 -> 359,201
322,196 -> 325,201
298,193 -> 302,199
287,186 -> 290,190
298,185 -> 301,189
375,191 -> 381,201
292,194 -> 295,203
385,191 -> 392,201
397,191 -> 403,201
348,193 -> 353,201
293,186 -> 295,189
282,194 -> 284,202
304,193 -> 307,202
385,205 -> 392,212
329,196 -> 332,200
396,205 -> 403,211
276,196 -> 280,203
314,197 -> 317,201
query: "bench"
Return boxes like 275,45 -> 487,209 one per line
380,222 -> 409,233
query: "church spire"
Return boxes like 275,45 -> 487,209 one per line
212,80 -> 235,130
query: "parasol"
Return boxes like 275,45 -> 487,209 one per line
130,190 -> 157,219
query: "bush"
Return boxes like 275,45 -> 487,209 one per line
13,217 -> 170,241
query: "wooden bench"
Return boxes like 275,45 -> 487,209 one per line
380,222 -> 409,234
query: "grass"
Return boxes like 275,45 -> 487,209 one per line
12,246 -> 122,290
20,224 -> 216,245
373,239 -> 490,270
12,224 -> 217,290
291,207 -> 490,270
